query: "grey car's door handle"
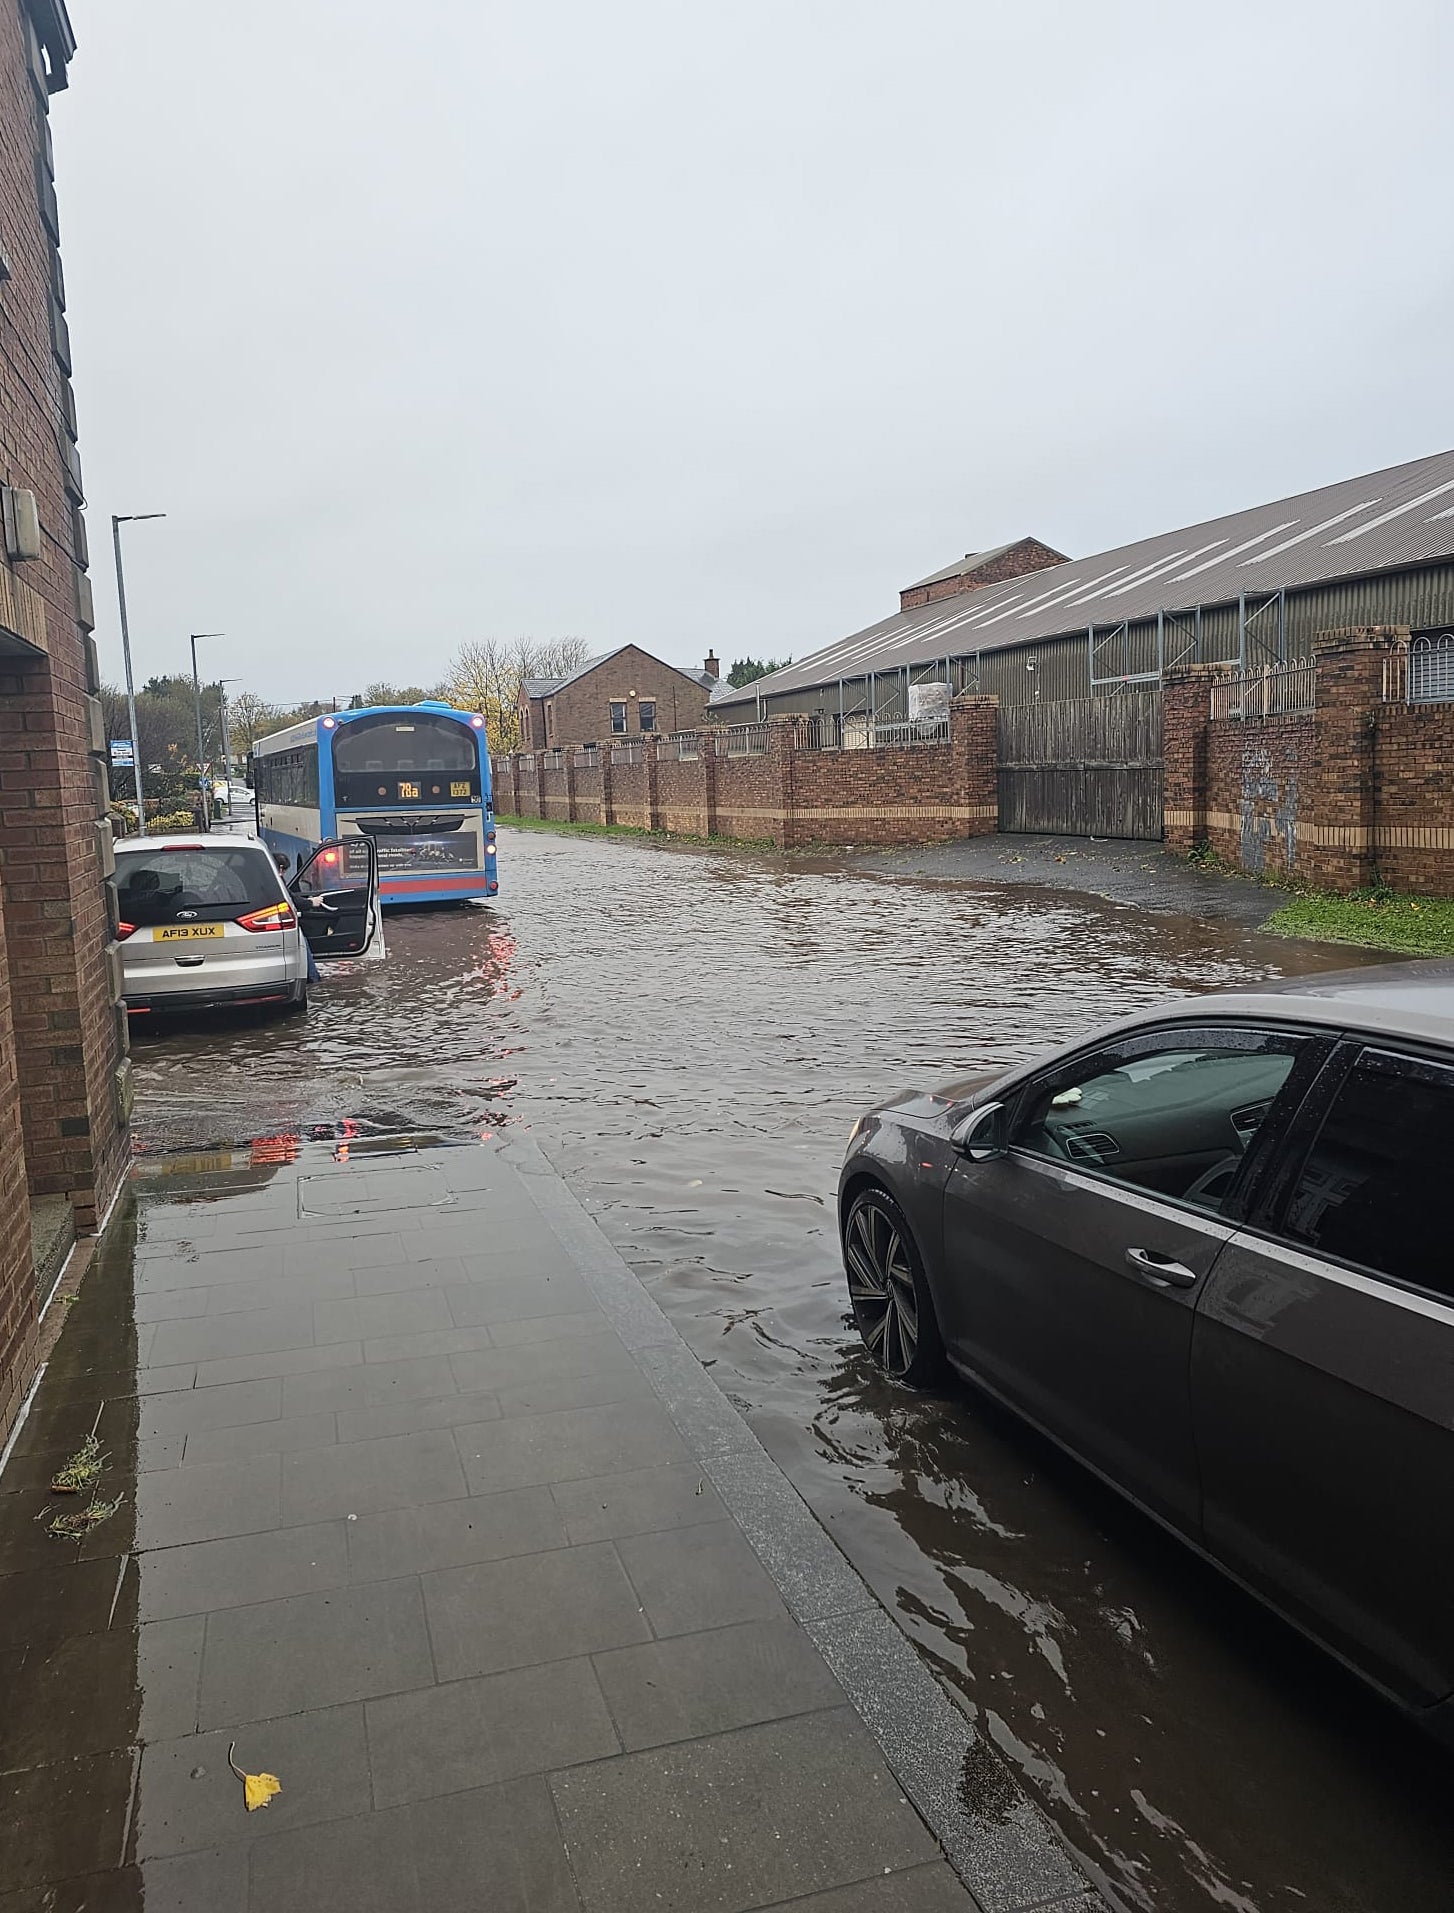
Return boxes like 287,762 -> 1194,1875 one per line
1124,1247 -> 1198,1289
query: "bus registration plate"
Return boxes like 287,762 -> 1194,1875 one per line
154,924 -> 223,942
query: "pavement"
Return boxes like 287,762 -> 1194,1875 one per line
855,834 -> 1284,927
0,1135 -> 1108,1913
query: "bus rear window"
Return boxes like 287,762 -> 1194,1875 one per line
332,713 -> 480,806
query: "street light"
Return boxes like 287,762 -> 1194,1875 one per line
190,633 -> 223,826
110,512 -> 165,820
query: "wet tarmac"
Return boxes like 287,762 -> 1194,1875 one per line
121,828 -> 1454,1912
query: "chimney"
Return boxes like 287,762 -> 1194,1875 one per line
703,651 -> 720,680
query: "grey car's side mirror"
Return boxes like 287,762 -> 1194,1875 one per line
952,1101 -> 1007,1162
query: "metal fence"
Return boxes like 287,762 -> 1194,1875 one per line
571,746 -> 599,769
800,713 -> 951,751
661,731 -> 701,762
611,739 -> 643,766
1408,633 -> 1454,704
713,723 -> 769,758
1209,661 -> 1315,721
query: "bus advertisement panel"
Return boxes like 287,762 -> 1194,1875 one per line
253,702 -> 498,907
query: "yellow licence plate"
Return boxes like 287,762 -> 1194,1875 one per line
153,924 -> 224,942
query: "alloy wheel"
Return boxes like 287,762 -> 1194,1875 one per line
845,1197 -> 920,1379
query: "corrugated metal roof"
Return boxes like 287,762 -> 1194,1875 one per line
714,447 -> 1454,708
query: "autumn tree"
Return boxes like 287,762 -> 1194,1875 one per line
227,690 -> 280,753
443,637 -> 591,753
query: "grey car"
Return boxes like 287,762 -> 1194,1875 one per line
839,962 -> 1454,1737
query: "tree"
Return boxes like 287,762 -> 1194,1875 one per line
727,657 -> 791,688
100,676 -> 229,799
360,681 -> 443,708
443,637 -> 591,753
227,690 -> 280,754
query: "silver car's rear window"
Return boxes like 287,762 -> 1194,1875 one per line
115,846 -> 283,926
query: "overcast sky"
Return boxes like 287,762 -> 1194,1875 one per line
59,0 -> 1454,705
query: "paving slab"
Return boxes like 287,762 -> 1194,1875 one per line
0,1136 -> 1108,1913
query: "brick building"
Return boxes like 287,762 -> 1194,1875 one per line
520,644 -> 720,750
0,0 -> 128,1442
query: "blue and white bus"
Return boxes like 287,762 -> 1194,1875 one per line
253,702 -> 499,907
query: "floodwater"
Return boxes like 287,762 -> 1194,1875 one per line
127,828 -> 1454,1912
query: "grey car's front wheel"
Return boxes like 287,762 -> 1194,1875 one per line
842,1187 -> 945,1386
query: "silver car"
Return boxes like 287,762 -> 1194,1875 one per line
115,834 -> 310,1015
114,833 -> 380,1017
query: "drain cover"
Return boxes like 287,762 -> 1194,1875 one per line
297,1165 -> 452,1218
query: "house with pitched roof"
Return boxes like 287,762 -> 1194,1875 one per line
520,645 -> 721,749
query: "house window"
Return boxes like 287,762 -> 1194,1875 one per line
522,707 -> 531,745
545,703 -> 554,741
609,702 -> 628,734
638,700 -> 657,733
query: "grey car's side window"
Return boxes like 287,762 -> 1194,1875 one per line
1010,1028 -> 1311,1214
1278,1047 -> 1454,1303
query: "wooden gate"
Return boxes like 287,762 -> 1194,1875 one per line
997,692 -> 1164,840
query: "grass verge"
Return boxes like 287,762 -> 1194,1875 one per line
498,812 -> 656,842
1263,889 -> 1454,957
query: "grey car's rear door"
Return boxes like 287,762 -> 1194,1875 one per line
1191,1043 -> 1454,1708
940,1024 -> 1319,1536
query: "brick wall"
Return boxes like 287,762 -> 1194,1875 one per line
0,2 -> 127,1444
1165,627 -> 1454,894
606,752 -> 652,830
1369,702 -> 1454,892
656,743 -> 713,838
0,871 -> 36,1440
523,646 -> 711,751
496,695 -> 1000,852
899,538 -> 1066,612
784,697 -> 998,847
570,753 -> 605,824
539,754 -> 570,820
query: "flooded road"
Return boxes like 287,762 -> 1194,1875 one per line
128,828 -> 1454,1912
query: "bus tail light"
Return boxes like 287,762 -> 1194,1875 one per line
115,922 -> 137,941
236,902 -> 297,933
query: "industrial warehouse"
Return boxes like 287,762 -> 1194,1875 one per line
497,446 -> 1454,878
707,446 -> 1454,719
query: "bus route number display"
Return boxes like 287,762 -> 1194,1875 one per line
398,781 -> 421,800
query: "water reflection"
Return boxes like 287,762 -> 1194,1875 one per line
126,829 -> 1453,1911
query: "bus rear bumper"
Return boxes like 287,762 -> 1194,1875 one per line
379,873 -> 495,906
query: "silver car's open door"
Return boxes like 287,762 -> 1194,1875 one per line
290,837 -> 384,961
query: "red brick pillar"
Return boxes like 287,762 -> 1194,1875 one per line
697,734 -> 715,839
776,716 -> 806,848
1305,627 -> 1406,892
644,735 -> 661,833
600,748 -> 615,826
532,753 -> 546,819
1162,665 -> 1224,851
950,694 -> 999,837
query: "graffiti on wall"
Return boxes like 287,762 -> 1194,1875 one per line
1238,744 -> 1299,875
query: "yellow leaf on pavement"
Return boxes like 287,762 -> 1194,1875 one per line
229,1742 -> 282,1812
244,1771 -> 282,1812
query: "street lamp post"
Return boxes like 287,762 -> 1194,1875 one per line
189,633 -> 223,827
110,512 -> 165,820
